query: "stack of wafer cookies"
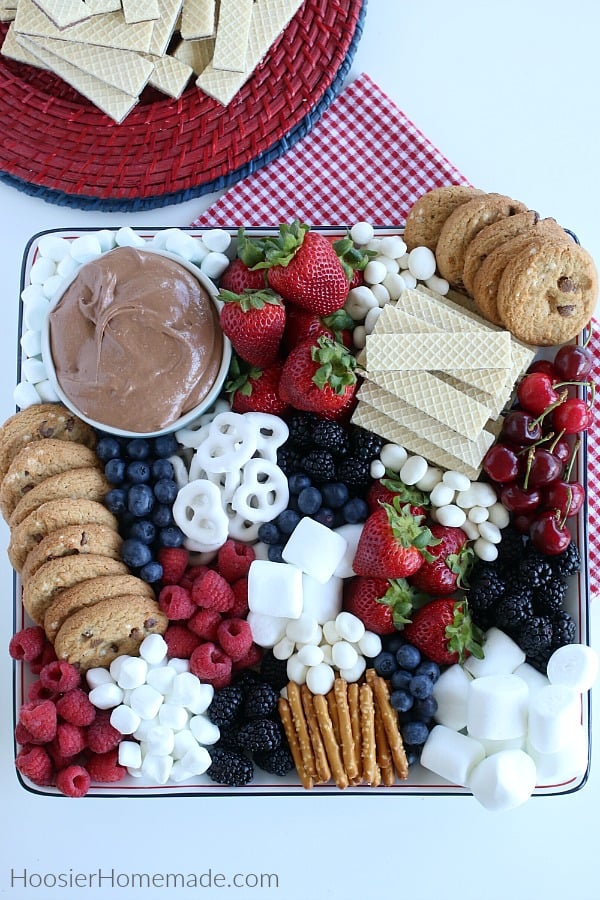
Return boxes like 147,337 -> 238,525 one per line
1,0 -> 305,120
0,404 -> 167,670
403,185 -> 598,346
278,672 -> 409,790
352,285 -> 536,479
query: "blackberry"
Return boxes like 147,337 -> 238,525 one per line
207,748 -> 254,787
300,450 -> 336,483
313,419 -> 350,454
533,578 -> 568,616
495,526 -> 526,573
467,561 -> 507,629
243,683 -> 279,719
215,723 -> 243,750
495,585 -> 534,630
348,425 -> 384,461
551,610 -> 577,649
335,456 -> 371,488
552,542 -> 582,578
518,551 -> 555,589
253,746 -> 295,777
236,718 -> 282,752
287,413 -> 320,449
514,615 -> 553,657
259,650 -> 289,691
207,684 -> 244,727
234,669 -> 261,695
276,446 -> 303,476
525,647 -> 553,674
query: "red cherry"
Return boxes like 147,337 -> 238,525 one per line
517,373 -> 559,416
553,344 -> 594,381
549,434 -> 573,464
527,359 -> 558,380
543,480 -> 585,518
529,510 -> 572,555
526,448 -> 563,488
552,398 -> 593,434
482,444 -> 520,483
500,483 -> 541,513
512,511 -> 537,534
501,410 -> 542,445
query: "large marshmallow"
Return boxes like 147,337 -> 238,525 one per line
463,628 -> 526,678
433,664 -> 472,731
332,523 -> 364,578
513,662 -> 550,697
247,559 -> 303,618
421,725 -> 486,787
527,684 -> 581,754
282,517 -> 348,583
466,674 -> 529,741
546,643 -> 599,693
301,574 -> 343,623
526,724 -> 588,785
468,750 -> 537,812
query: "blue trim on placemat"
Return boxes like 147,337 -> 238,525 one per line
0,1 -> 367,213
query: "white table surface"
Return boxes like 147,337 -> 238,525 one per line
1,3 -> 599,899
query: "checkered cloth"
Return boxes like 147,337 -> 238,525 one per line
192,72 -> 599,599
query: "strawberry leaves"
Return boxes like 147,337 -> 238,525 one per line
309,335 -> 357,395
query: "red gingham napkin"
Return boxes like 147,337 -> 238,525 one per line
192,72 -> 599,598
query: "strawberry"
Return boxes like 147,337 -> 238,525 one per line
278,335 -> 358,420
226,356 -> 289,415
248,222 -> 350,315
331,234 -> 376,286
366,473 -> 429,517
403,598 -> 484,665
343,576 -> 422,634
219,257 -> 266,293
352,499 -> 437,579
408,524 -> 474,595
219,288 -> 285,368
283,306 -> 354,353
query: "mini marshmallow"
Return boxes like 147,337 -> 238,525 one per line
399,454 -> 428,485
158,703 -> 189,732
37,234 -> 71,261
546,643 -> 599,693
23,296 -> 50,332
172,729 -> 199,760
109,655 -> 127,682
20,330 -> 42,358
339,655 -> 367,683
129,684 -> 164,720
296,644 -> 324,667
115,226 -> 146,248
331,641 -> 358,670
421,724 -> 486,786
139,633 -> 168,666
167,658 -> 190,674
118,741 -> 142,770
57,255 -> 80,278
247,610 -> 289,648
335,611 -> 366,643
468,749 -> 537,812
466,675 -> 529,741
13,381 -> 41,409
132,719 -> 155,742
88,682 -> 124,710
70,234 -> 103,263
273,635 -> 296,660
189,715 -> 220,746
116,656 -> 148,690
169,672 -> 204,709
29,258 -> 57,284
305,662 -> 335,695
322,619 -> 340,644
146,665 -> 176,695
34,380 -> 59,403
180,744 -> 212,776
286,653 -> 308,685
201,251 -> 230,279
165,230 -> 200,260
202,228 -> 231,254
96,229 -> 117,252
169,762 -> 195,783
141,752 -> 173,785
528,684 -> 581,754
379,443 -> 408,470
145,724 -> 175,757
357,631 -> 382,658
110,704 -> 141,735
282,517 -> 348,584
248,559 -> 303,618
464,628 -> 526,678
186,683 -> 214,716
86,667 -> 114,689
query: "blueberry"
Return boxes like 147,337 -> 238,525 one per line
413,696 -> 438,720
128,519 -> 157,545
414,660 -> 441,683
276,508 -> 301,535
152,504 -> 174,528
153,434 -> 179,458
395,643 -> 421,670
401,720 -> 430,746
267,544 -> 285,563
374,651 -> 397,678
125,438 -> 151,460
287,473 -> 312,494
383,633 -> 405,654
159,526 -> 185,548
127,483 -> 155,517
390,668 -> 413,691
404,747 -> 421,768
126,460 -> 151,483
313,507 -> 335,528
297,486 -> 322,515
153,478 -> 178,505
341,497 -> 369,524
409,674 -> 434,700
95,436 -> 122,462
258,522 -> 282,545
321,482 -> 349,509
139,560 -> 163,583
105,458 -> 127,484
104,488 -> 128,515
121,538 -> 153,568
151,458 -> 175,481
390,689 -> 414,713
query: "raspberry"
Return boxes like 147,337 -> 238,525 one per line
163,624 -> 202,659
56,764 -> 91,797
191,570 -> 235,612
29,642 -> 57,675
157,546 -> 189,584
27,680 -> 57,703
52,723 -> 87,758
188,608 -> 222,641
216,618 -> 253,662
15,721 -> 38,746
39,660 -> 81,693
9,626 -> 46,662
179,564 -> 209,592
227,577 -> 249,618
55,688 -> 97,726
232,642 -> 263,672
217,539 -> 256,582
86,748 -> 127,783
15,745 -> 54,786
189,642 -> 232,689
47,743 -> 78,772
19,699 -> 57,743
158,584 -> 196,620
86,710 -> 122,754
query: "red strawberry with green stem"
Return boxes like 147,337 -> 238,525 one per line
403,598 -> 484,665
366,471 -> 429,517
408,524 -> 474,595
352,498 -> 438,579
226,356 -> 289,416
344,576 -> 425,635
219,257 -> 266,293
219,288 -> 285,368
283,306 -> 354,353
279,334 -> 358,419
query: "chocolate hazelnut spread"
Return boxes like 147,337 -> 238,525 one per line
47,247 -> 223,433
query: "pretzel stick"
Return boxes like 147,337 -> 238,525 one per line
347,681 -> 363,785
300,684 -> 331,784
366,668 -> 394,779
278,697 -> 313,790
313,693 -> 349,790
286,682 -> 318,782
370,673 -> 409,780
333,677 -> 360,782
326,690 -> 341,745
359,683 -> 379,785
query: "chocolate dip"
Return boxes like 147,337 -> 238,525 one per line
47,247 -> 223,433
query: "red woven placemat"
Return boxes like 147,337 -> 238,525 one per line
0,0 -> 365,209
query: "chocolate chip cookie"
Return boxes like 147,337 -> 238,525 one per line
403,185 -> 485,251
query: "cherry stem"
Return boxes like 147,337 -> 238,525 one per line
523,446 -> 535,490
548,429 -> 565,453
583,322 -> 593,349
558,503 -> 569,530
532,390 -> 568,428
517,431 -> 555,456
564,438 -> 581,483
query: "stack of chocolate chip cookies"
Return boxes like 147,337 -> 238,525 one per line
0,404 -> 167,670
404,185 -> 598,346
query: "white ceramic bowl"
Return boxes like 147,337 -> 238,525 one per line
41,248 -> 231,439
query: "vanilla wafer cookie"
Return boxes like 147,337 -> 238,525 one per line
8,498 -> 118,572
172,35 -> 214,74
15,0 -> 155,52
20,523 -> 123,584
365,332 -> 512,373
180,0 -> 215,40
122,0 -> 160,24
403,185 -> 485,251
436,193 -> 527,287
0,440 -> 100,520
9,467 -> 110,529
22,554 -> 128,626
212,0 -> 253,73
146,52 -> 193,98
147,0 -> 182,56
44,573 -> 156,642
